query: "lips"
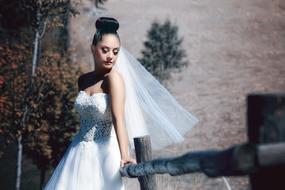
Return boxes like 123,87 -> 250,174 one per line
104,61 -> 112,64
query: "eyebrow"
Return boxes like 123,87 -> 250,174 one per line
100,45 -> 120,50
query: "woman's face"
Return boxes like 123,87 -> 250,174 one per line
91,34 -> 120,70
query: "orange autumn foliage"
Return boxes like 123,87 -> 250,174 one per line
0,43 -> 83,174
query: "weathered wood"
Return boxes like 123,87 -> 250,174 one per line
247,94 -> 285,190
258,142 -> 285,167
119,94 -> 285,190
134,136 -> 156,190
121,143 -> 285,177
121,143 -> 254,177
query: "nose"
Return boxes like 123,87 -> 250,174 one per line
107,52 -> 114,60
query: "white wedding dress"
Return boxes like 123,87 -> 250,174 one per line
43,91 -> 125,190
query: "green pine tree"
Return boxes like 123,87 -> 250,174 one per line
139,19 -> 188,86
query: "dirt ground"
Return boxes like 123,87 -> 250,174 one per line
69,0 -> 285,189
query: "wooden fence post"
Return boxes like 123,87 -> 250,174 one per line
247,93 -> 285,190
134,136 -> 156,190
119,93 -> 285,190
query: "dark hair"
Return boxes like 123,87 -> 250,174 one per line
92,17 -> 120,45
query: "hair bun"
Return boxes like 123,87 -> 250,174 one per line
95,17 -> 119,32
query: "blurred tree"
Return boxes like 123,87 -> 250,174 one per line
12,1 -> 78,189
139,19 -> 188,86
0,44 -> 83,189
23,51 -> 81,189
0,43 -> 31,157
0,1 -> 80,189
0,0 -> 30,30
93,0 -> 108,8
0,43 -> 33,189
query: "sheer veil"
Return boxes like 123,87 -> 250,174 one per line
114,46 -> 199,151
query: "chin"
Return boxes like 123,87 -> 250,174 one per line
102,65 -> 113,70
104,63 -> 113,67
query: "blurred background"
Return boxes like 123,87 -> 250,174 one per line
1,0 -> 285,189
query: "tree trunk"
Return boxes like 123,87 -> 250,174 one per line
15,135 -> 23,190
15,22 -> 41,190
32,29 -> 40,77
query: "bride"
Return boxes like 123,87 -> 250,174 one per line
43,17 -> 198,190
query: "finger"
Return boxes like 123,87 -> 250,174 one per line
127,160 -> 136,164
120,160 -> 125,167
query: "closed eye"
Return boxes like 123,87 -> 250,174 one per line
113,48 -> 120,55
102,47 -> 109,53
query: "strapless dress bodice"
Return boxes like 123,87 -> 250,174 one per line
44,90 -> 125,190
74,91 -> 115,142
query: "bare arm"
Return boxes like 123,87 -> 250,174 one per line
107,70 -> 136,166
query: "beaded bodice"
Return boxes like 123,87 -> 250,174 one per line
74,91 -> 115,142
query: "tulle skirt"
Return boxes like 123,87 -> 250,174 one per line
43,132 -> 125,190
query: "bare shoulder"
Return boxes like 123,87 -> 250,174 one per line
107,69 -> 125,92
107,69 -> 123,82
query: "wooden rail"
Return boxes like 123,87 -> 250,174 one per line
121,142 -> 285,177
120,93 -> 285,190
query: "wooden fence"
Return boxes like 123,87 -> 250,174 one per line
120,93 -> 285,190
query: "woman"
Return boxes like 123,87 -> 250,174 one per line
44,17 -> 198,190
44,17 -> 135,190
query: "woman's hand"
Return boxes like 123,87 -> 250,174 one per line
120,156 -> 137,167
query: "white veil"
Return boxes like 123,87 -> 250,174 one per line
114,46 -> 199,150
